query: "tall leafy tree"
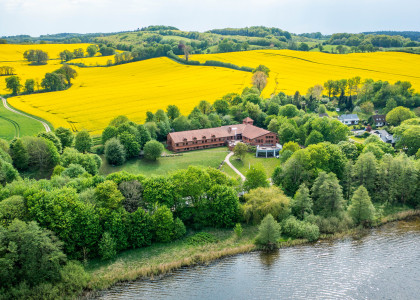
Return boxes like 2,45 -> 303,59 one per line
74,130 -> 92,153
54,64 -> 78,85
255,214 -> 281,250
105,137 -> 126,165
311,172 -> 345,217
143,140 -> 163,161
55,127 -> 74,148
5,75 -> 21,95
244,164 -> 269,191
9,138 -> 29,170
291,183 -> 313,220
353,152 -> 377,195
348,185 -> 375,226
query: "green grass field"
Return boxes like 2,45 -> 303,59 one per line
100,147 -> 230,177
230,152 -> 279,178
0,104 -> 45,140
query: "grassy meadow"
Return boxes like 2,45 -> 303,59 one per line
100,147 -> 230,177
0,103 -> 45,140
230,152 -> 279,178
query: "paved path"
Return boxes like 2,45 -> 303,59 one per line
1,97 -> 50,132
224,151 -> 246,181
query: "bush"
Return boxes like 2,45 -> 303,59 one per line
152,205 -> 175,243
0,195 -> 27,226
243,186 -> 291,224
92,145 -> 105,155
74,130 -> 92,153
105,137 -> 126,165
60,147 -> 101,175
281,216 -> 320,242
143,140 -> 164,161
255,214 -> 281,250
187,232 -> 218,245
305,214 -> 353,234
0,158 -> 20,185
173,217 -> 187,240
62,164 -> 87,178
99,232 -> 117,260
234,223 -> 243,238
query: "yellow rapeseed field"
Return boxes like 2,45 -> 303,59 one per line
4,46 -> 420,135
9,57 -> 251,134
67,55 -> 115,66
191,50 -> 420,97
0,43 -> 94,93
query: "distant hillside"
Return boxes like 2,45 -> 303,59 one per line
363,31 -> 420,41
2,26 -> 420,56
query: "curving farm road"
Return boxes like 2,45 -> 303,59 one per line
1,96 -> 50,133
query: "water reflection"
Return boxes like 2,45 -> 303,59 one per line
97,218 -> 420,300
258,249 -> 280,267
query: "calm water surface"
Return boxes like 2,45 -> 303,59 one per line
97,218 -> 420,300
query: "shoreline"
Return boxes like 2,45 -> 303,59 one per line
83,209 -> 420,299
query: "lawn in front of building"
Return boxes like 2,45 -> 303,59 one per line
99,147 -> 231,177
230,151 -> 279,178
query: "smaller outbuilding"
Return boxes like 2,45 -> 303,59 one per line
372,115 -> 386,127
256,144 -> 282,158
318,113 -> 329,118
338,114 -> 359,125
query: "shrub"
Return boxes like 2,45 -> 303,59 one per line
187,232 -> 218,245
105,137 -> 126,165
0,158 -> 20,185
234,223 -> 243,238
305,214 -> 354,234
152,205 -> 175,243
173,217 -> 187,240
243,186 -> 291,224
74,130 -> 92,153
282,216 -> 320,242
0,195 -> 27,226
60,148 -> 101,175
92,145 -> 105,155
62,164 -> 87,178
99,232 -> 117,260
255,214 -> 281,250
143,140 -> 164,161
55,127 -> 74,148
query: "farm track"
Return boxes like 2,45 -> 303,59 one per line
1,96 -> 51,133
0,114 -> 20,138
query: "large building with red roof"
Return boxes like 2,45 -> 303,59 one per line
167,117 -> 278,152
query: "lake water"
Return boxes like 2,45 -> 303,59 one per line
97,218 -> 420,300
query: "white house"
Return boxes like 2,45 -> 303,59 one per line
338,114 -> 359,125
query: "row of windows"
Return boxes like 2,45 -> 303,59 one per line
175,136 -> 240,147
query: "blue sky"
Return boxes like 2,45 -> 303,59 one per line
1,0 -> 420,36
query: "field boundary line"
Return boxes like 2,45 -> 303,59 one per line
1,96 -> 51,133
0,114 -> 20,138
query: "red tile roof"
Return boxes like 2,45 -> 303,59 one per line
168,123 -> 273,144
